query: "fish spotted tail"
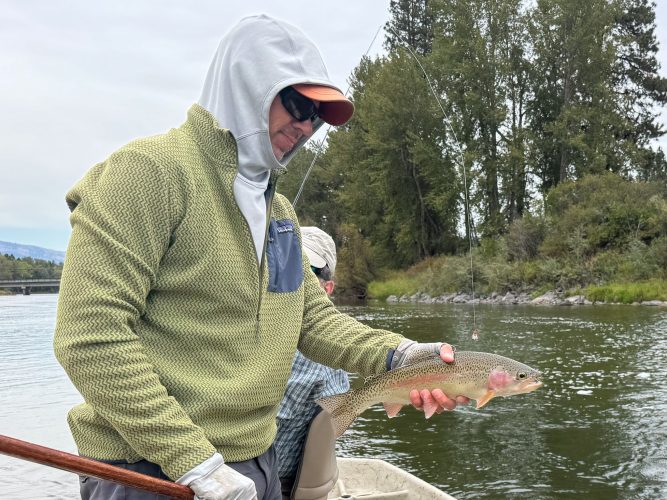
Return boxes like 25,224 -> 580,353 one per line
317,391 -> 360,438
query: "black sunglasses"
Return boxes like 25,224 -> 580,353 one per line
279,87 -> 320,122
310,265 -> 332,281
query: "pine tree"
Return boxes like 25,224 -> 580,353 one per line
384,0 -> 436,55
611,0 -> 667,179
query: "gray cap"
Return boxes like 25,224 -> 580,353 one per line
301,226 -> 337,275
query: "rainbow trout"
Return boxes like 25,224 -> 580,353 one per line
318,351 -> 542,437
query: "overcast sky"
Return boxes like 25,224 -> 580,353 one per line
1,1 -> 666,251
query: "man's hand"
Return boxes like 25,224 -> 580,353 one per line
409,388 -> 471,415
178,453 -> 257,500
391,340 -> 470,416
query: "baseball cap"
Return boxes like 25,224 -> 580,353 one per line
293,84 -> 354,126
301,226 -> 337,275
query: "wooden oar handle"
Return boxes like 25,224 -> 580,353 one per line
0,434 -> 194,499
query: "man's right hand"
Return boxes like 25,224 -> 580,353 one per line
190,463 -> 257,500
178,453 -> 257,500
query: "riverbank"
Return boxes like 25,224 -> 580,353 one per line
384,289 -> 667,307
364,250 -> 667,306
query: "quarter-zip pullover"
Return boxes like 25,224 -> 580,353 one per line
54,105 -> 404,480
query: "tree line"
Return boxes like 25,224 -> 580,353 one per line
280,0 -> 667,295
0,254 -> 63,281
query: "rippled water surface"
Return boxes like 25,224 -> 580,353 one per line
1,295 -> 666,499
0,294 -> 82,499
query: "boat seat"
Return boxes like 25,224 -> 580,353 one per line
289,407 -> 339,500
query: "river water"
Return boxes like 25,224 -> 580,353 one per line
1,294 -> 666,499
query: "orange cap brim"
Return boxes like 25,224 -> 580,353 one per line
292,84 -> 354,126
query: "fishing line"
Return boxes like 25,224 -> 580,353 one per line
386,26 -> 479,338
293,23 -> 479,338
293,25 -> 383,207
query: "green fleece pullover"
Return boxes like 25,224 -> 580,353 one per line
53,105 -> 403,480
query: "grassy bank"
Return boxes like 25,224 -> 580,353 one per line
367,252 -> 667,304
583,280 -> 667,304
337,173 -> 667,304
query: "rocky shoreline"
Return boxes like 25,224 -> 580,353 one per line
385,290 -> 667,307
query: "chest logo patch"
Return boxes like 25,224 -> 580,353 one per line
276,221 -> 294,234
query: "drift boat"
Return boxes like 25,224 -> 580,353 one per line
329,458 -> 455,499
289,408 -> 455,500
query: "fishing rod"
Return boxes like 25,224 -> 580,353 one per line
0,435 -> 193,499
293,24 -> 479,338
292,25 -> 383,207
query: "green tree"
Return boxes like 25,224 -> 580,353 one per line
335,223 -> 376,298
329,52 -> 460,266
384,0 -> 436,56
0,254 -> 13,279
527,0 -> 666,190
429,0 -> 531,236
611,0 -> 667,180
504,7 -> 533,221
540,172 -> 667,257
528,0 -> 618,189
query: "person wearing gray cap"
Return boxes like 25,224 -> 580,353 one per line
275,227 -> 349,498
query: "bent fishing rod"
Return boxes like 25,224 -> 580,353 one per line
293,24 -> 480,338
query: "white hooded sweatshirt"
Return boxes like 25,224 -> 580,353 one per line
199,15 -> 342,262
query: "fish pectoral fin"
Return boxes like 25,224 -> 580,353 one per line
423,399 -> 439,419
383,402 -> 404,418
476,390 -> 496,409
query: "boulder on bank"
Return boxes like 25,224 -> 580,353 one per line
563,295 -> 593,305
452,293 -> 471,303
382,289 -> 663,307
531,291 -> 564,305
641,300 -> 667,307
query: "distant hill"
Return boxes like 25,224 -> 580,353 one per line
0,241 -> 66,264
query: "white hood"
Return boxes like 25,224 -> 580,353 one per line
199,14 -> 341,180
199,15 -> 343,263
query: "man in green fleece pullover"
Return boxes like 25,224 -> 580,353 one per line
54,14 -> 468,500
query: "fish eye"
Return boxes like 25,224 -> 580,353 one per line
517,372 -> 527,380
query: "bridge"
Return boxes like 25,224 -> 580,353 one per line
0,279 -> 61,295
